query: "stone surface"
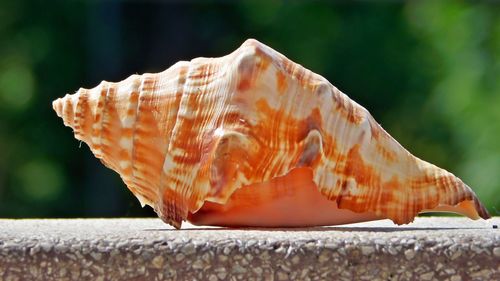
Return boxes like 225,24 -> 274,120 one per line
0,217 -> 498,280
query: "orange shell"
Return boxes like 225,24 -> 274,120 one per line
53,39 -> 490,229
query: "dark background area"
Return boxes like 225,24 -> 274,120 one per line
0,0 -> 498,219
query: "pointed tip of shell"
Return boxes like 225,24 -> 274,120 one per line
239,38 -> 273,56
52,97 -> 63,118
412,180 -> 491,224
448,181 -> 491,221
52,93 -> 79,128
471,189 -> 491,220
241,38 -> 262,47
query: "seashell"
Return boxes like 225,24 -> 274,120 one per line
53,39 -> 490,229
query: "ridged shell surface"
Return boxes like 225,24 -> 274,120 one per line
53,39 -> 490,228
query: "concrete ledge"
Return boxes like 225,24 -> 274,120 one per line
0,218 -> 498,281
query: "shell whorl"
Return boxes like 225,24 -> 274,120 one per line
54,39 -> 490,228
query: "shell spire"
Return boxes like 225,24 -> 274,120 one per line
54,39 -> 490,228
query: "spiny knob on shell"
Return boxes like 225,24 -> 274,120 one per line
53,39 -> 490,229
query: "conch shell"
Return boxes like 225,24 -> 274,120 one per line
53,39 -> 490,229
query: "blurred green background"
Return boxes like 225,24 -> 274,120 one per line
0,0 -> 498,219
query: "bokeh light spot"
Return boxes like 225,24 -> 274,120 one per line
0,62 -> 35,111
16,159 -> 64,202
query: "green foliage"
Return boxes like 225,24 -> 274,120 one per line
0,1 -> 498,218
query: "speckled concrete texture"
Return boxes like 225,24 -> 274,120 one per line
0,217 -> 498,280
